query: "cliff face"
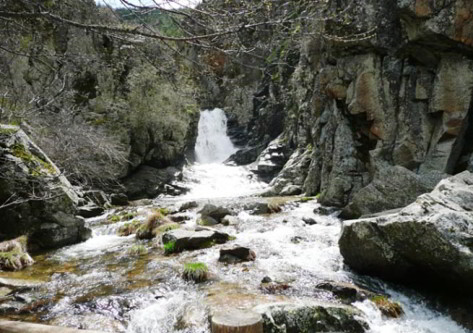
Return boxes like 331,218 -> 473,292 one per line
207,0 -> 473,217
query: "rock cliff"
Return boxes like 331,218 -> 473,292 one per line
204,0 -> 473,217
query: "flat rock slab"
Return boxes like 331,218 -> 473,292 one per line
162,228 -> 230,251
211,309 -> 263,333
0,320 -> 104,333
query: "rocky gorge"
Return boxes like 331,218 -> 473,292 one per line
0,0 -> 473,332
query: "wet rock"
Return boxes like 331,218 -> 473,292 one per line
225,145 -> 265,166
110,193 -> 129,206
0,125 -> 91,250
169,214 -> 190,223
260,282 -> 291,294
0,320 -> 106,333
221,215 -> 240,226
123,165 -> 180,200
77,204 -> 104,218
199,215 -> 219,226
198,204 -> 233,223
219,246 -> 256,263
290,236 -> 305,244
261,276 -> 272,283
0,237 -> 34,271
302,217 -> 317,225
314,206 -> 339,216
0,277 -> 43,290
339,171 -> 473,294
371,295 -> 404,318
254,302 -> 368,333
179,201 -> 198,211
162,228 -> 230,251
211,309 -> 263,333
316,281 -> 376,304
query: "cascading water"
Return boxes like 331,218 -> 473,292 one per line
0,108 -> 470,333
194,108 -> 237,164
182,108 -> 267,199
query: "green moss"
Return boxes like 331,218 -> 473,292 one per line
154,223 -> 180,234
371,295 -> 404,318
117,220 -> 142,236
156,207 -> 170,216
11,143 -> 56,175
315,193 -> 321,199
127,244 -> 148,256
299,197 -> 314,202
0,127 -> 18,135
121,211 -> 137,220
163,241 -> 176,255
108,215 -> 121,223
0,250 -> 33,271
182,262 -> 208,283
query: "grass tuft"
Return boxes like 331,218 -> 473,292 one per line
182,262 -> 209,283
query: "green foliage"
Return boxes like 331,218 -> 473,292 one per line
182,262 -> 209,283
156,207 -> 170,216
163,241 -> 177,255
115,9 -> 183,37
315,193 -> 321,199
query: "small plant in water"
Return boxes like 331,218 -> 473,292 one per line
182,262 -> 209,283
371,295 -> 404,318
163,241 -> 177,255
127,244 -> 148,256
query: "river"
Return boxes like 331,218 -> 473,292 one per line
0,109 -> 469,333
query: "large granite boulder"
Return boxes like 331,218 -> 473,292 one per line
0,125 -> 90,250
339,171 -> 473,293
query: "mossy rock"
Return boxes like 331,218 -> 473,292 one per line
127,244 -> 148,256
117,220 -> 142,236
182,262 -> 208,283
0,237 -> 34,271
371,296 -> 404,318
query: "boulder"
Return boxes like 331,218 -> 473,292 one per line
339,171 -> 473,294
0,237 -> 34,271
302,217 -> 317,225
340,164 -> 444,219
221,215 -> 240,226
219,246 -> 256,263
179,201 -> 198,212
77,204 -> 104,218
251,135 -> 289,181
110,193 -> 129,206
122,165 -> 180,200
225,145 -> 265,166
198,204 -> 233,223
0,125 -> 90,250
254,302 -> 368,333
162,228 -> 230,251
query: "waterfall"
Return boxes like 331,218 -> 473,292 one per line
195,108 -> 237,164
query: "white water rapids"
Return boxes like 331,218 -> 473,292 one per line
11,108 -> 469,333
182,108 -> 267,199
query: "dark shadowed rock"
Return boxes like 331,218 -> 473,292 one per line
219,246 -> 256,263
339,171 -> 473,294
110,193 -> 129,206
123,166 -> 180,200
162,228 -> 230,251
77,204 -> 104,218
198,204 -> 233,223
179,201 -> 198,212
302,217 -> 317,225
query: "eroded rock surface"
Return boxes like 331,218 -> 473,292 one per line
339,171 -> 473,293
